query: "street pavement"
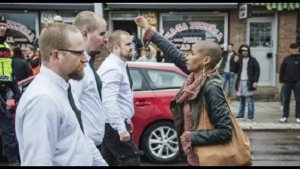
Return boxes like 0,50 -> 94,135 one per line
230,100 -> 300,131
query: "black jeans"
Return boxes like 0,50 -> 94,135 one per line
100,122 -> 140,166
283,82 -> 300,118
0,110 -> 19,163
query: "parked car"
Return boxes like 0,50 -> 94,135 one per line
3,62 -> 188,163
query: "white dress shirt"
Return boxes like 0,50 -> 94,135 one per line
69,52 -> 105,146
97,53 -> 134,134
15,65 -> 108,166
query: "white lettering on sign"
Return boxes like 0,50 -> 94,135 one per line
164,21 -> 223,42
6,20 -> 35,43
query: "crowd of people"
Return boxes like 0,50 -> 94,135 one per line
0,11 -> 299,166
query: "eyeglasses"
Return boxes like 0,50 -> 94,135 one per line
57,49 -> 85,56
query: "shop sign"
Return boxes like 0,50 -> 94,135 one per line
41,11 -> 58,24
163,22 -> 223,51
239,3 -> 252,19
5,20 -> 36,49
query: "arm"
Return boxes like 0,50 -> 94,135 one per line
87,137 -> 108,166
191,83 -> 232,146
253,58 -> 260,83
135,16 -> 189,74
100,68 -> 127,134
279,58 -> 286,83
20,95 -> 59,165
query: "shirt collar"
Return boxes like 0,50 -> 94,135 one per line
39,65 -> 70,92
109,53 -> 128,67
84,51 -> 91,62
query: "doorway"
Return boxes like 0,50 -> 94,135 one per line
113,20 -> 137,35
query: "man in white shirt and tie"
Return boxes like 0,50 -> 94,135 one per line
15,23 -> 107,166
97,30 -> 140,166
69,11 -> 108,154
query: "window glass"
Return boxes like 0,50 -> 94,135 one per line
129,69 -> 144,91
144,69 -> 186,90
0,13 -> 37,49
162,14 -> 225,52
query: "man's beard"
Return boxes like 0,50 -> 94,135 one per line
69,63 -> 85,81
121,51 -> 132,61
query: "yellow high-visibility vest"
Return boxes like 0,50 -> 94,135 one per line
0,42 -> 13,82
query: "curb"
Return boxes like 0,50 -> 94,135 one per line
238,122 -> 300,131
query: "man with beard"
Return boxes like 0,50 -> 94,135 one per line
15,23 -> 107,166
97,30 -> 141,166
69,12 -> 108,163
0,16 -> 21,166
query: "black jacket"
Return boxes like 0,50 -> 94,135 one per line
279,54 -> 300,83
13,55 -> 33,82
151,32 -> 232,146
219,50 -> 238,74
234,45 -> 260,91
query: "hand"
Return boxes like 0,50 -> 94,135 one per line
134,16 -> 149,30
280,83 -> 284,87
253,82 -> 257,89
234,55 -> 239,62
130,122 -> 134,132
119,131 -> 130,142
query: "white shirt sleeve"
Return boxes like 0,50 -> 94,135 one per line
20,95 -> 58,166
87,137 -> 108,166
100,68 -> 127,134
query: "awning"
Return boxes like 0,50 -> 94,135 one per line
106,3 -> 238,10
252,3 -> 300,11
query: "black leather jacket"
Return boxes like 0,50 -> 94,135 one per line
151,32 -> 232,146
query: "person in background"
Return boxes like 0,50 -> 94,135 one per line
234,44 -> 260,122
12,47 -> 33,81
53,15 -> 63,23
218,43 -> 238,103
0,15 -> 21,166
131,32 -> 143,61
279,42 -> 300,123
25,44 -> 41,74
136,46 -> 156,62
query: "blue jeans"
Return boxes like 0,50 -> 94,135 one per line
283,82 -> 300,118
221,72 -> 234,97
237,96 -> 254,119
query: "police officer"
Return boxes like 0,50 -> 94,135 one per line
0,16 -> 21,166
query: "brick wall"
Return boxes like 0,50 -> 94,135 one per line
277,11 -> 297,73
229,10 -> 247,52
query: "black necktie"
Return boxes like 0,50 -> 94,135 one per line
67,84 -> 84,133
126,64 -> 133,89
89,57 -> 102,100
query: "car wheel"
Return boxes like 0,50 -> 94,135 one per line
142,121 -> 180,163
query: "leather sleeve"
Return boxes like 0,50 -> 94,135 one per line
190,83 -> 232,146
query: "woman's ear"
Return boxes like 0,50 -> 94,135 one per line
204,56 -> 211,65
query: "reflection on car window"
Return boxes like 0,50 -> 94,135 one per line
145,69 -> 186,90
129,69 -> 143,91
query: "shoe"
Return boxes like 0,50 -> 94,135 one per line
9,160 -> 20,166
235,116 -> 244,120
296,118 -> 300,123
246,119 -> 254,122
279,117 -> 288,123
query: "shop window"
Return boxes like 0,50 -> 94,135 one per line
161,13 -> 226,52
0,13 -> 38,50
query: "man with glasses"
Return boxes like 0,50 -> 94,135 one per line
69,11 -> 108,163
15,23 -> 107,166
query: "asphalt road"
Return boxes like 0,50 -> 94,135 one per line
141,131 -> 300,166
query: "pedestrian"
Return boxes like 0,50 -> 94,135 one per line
136,47 -> 156,62
134,16 -> 233,166
53,15 -> 63,23
97,30 -> 141,166
15,23 -> 107,166
69,11 -> 108,161
279,42 -> 300,123
234,44 -> 260,122
25,44 -> 41,74
0,15 -> 21,166
12,47 -> 33,81
218,43 -> 238,103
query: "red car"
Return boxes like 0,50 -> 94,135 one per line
4,62 -> 188,163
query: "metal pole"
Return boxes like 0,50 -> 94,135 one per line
94,3 -> 103,16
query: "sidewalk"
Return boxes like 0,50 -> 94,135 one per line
230,101 -> 300,131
